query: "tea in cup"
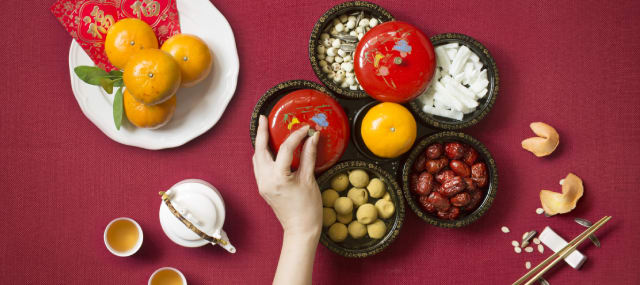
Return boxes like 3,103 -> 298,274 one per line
148,267 -> 187,285
104,217 -> 143,257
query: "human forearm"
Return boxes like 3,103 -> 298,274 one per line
273,229 -> 321,285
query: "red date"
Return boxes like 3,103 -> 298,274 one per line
419,195 -> 436,213
471,162 -> 488,188
463,147 -> 478,166
426,157 -> 448,174
413,154 -> 426,172
437,206 -> 460,220
450,192 -> 471,207
445,142 -> 465,160
464,177 -> 478,193
440,176 -> 465,197
436,170 -> 455,184
426,143 -> 443,159
409,173 -> 419,194
449,160 -> 471,177
427,192 -> 451,212
415,172 -> 434,196
464,190 -> 483,211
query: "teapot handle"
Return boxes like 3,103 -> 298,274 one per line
214,230 -> 236,254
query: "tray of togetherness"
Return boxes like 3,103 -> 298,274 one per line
250,1 -> 499,258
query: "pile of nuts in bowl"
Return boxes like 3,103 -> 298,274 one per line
410,141 -> 489,220
322,169 -> 395,243
316,12 -> 382,90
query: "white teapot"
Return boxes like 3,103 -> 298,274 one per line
158,179 -> 236,253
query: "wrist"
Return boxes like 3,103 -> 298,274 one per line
284,226 -> 321,241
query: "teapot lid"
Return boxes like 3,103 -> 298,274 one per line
159,179 -> 226,247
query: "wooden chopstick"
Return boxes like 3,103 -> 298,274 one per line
513,216 -> 611,285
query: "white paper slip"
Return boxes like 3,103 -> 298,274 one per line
539,226 -> 587,269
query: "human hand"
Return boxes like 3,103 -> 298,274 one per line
252,115 -> 323,236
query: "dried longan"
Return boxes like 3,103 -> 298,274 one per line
349,169 -> 369,188
337,212 -> 353,224
334,197 -> 353,215
331,173 -> 349,192
367,178 -> 386,198
322,189 -> 339,207
375,199 -> 395,219
347,187 -> 368,207
323,208 -> 337,227
328,223 -> 348,242
356,203 -> 378,225
348,221 -> 367,239
367,219 -> 386,239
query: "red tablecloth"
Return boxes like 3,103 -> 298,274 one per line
1,0 -> 639,284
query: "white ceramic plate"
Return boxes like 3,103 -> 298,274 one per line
68,0 -> 239,150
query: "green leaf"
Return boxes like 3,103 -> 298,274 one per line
108,70 -> 123,77
100,78 -> 114,94
74,66 -> 109,85
113,78 -> 124,87
113,87 -> 124,130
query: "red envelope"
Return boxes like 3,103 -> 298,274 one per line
51,0 -> 181,71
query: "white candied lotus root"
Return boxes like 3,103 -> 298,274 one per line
540,173 -> 584,216
521,122 -> 559,157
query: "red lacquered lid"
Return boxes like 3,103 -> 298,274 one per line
354,21 -> 436,103
268,89 -> 349,173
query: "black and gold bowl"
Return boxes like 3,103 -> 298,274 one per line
308,1 -> 394,99
409,33 -> 499,130
402,132 -> 498,228
317,160 -> 405,258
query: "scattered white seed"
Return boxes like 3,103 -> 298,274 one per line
559,179 -> 565,185
533,238 -> 541,245
349,85 -> 358,90
346,20 -> 356,30
355,26 -> 364,33
332,39 -> 341,48
536,208 -> 544,215
348,16 -> 356,22
522,232 -> 528,240
335,23 -> 345,32
326,56 -> 334,63
538,244 -> 544,253
514,247 -> 522,253
341,62 -> 354,72
331,62 -> 341,72
359,18 -> 369,27
511,240 -> 519,247
501,226 -> 510,233
335,56 -> 343,63
345,77 -> 355,86
525,247 -> 534,253
327,47 -> 337,57
525,261 -> 531,269
337,49 -> 346,57
369,18 -> 379,27
349,31 -> 357,36
343,55 -> 352,62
